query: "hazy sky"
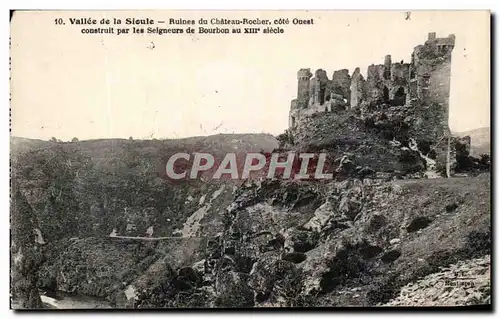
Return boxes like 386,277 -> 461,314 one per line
11,10 -> 490,140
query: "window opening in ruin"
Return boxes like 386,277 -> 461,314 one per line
319,88 -> 325,105
393,87 -> 406,106
291,116 -> 296,127
383,86 -> 390,103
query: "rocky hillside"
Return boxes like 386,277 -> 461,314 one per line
10,134 -> 278,308
385,255 -> 490,306
281,104 -> 489,180
10,129 -> 491,309
11,134 -> 278,241
200,173 -> 491,308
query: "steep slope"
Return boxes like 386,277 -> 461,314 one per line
10,134 -> 278,307
204,173 -> 491,307
10,132 -> 491,308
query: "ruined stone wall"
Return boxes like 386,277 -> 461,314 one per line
330,69 -> 351,104
350,67 -> 365,108
390,63 -> 411,105
286,31 -> 465,178
289,32 -> 455,135
391,63 -> 411,86
290,68 -> 350,130
365,64 -> 386,103
362,60 -> 411,109
289,99 -> 299,128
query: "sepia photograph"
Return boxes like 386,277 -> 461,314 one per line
9,10 -> 491,310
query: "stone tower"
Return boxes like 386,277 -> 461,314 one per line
383,54 -> 392,80
411,32 -> 456,176
411,32 -> 455,136
296,68 -> 313,109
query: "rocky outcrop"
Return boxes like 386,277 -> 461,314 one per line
200,173 -> 491,308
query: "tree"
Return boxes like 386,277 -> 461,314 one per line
50,137 -> 57,142
71,137 -> 79,142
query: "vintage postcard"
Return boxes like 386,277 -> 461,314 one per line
10,10 -> 491,309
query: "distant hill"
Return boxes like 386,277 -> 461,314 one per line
10,133 -> 279,158
454,127 -> 490,156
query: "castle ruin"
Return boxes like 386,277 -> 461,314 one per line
289,32 -> 455,133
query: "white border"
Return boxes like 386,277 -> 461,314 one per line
2,1 -> 497,318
